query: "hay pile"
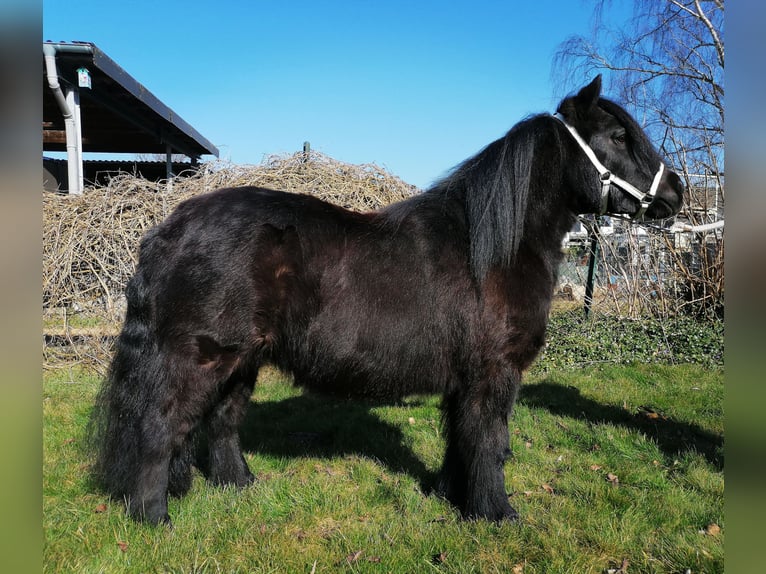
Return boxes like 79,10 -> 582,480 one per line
43,151 -> 418,372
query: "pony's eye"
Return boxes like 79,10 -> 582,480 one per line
613,133 -> 626,145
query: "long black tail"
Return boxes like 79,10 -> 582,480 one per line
88,262 -> 165,501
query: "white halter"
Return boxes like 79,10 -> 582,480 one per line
552,112 -> 665,219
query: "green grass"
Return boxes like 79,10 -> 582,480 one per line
44,363 -> 722,573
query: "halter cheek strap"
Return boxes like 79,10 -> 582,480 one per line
552,112 -> 665,219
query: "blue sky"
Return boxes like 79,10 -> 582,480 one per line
43,0 -> 629,189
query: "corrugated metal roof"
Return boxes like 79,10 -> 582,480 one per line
43,41 -> 219,159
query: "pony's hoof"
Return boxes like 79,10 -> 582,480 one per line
210,468 -> 255,489
128,501 -> 172,527
156,514 -> 173,529
464,499 -> 519,523
135,511 -> 172,527
498,505 -> 520,523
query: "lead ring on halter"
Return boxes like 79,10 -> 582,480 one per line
552,112 -> 665,219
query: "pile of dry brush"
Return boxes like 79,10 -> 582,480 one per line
43,151 -> 417,373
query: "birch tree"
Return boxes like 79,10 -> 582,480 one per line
555,0 -> 724,318
555,0 -> 723,186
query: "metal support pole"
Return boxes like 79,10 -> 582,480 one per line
583,220 -> 600,320
165,144 -> 174,180
165,144 -> 176,193
303,141 -> 311,163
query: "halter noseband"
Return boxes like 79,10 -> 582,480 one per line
552,112 -> 664,219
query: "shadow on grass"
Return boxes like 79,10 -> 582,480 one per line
238,393 -> 438,489
518,379 -> 723,470
233,375 -> 721,494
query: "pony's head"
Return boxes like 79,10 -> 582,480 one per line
555,75 -> 684,220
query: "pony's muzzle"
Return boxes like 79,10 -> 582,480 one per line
642,169 -> 684,220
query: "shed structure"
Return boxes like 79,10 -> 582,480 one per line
43,41 -> 219,193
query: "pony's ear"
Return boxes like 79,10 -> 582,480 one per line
575,75 -> 602,110
556,75 -> 602,122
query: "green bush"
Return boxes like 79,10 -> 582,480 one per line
535,310 -> 723,373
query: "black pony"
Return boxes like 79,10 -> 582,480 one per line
90,76 -> 683,525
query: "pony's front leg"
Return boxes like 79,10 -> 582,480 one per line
438,373 -> 520,522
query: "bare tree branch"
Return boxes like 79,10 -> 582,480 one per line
553,0 -> 724,319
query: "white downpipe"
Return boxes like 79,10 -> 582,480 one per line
43,44 -> 84,194
670,220 -> 724,233
65,87 -> 84,193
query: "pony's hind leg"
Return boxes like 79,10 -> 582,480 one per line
95,335 -> 177,525
167,434 -> 195,498
128,340 -> 243,524
126,363 -> 209,524
127,412 -> 174,524
438,371 -> 520,522
203,360 -> 259,488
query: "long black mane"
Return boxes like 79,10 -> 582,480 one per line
412,114 -> 558,280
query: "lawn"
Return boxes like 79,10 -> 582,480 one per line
44,362 -> 722,573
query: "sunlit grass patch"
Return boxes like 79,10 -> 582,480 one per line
44,362 -> 722,573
